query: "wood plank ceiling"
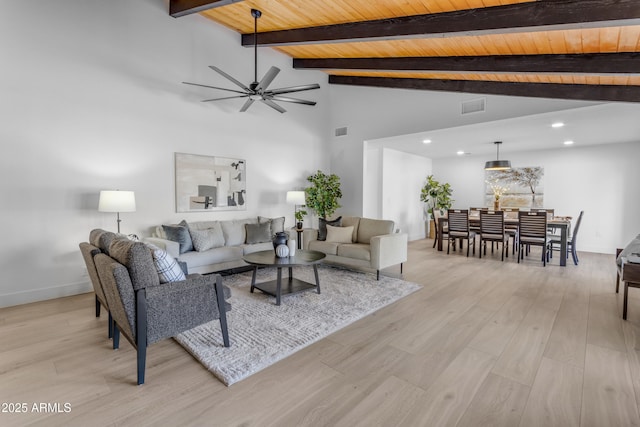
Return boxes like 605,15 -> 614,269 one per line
170,0 -> 640,102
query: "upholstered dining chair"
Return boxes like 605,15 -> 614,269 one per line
549,210 -> 584,265
479,210 -> 509,261
518,211 -> 550,266
94,237 -> 231,385
447,209 -> 476,257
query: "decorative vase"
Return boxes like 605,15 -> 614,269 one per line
287,239 -> 296,257
272,231 -> 288,249
275,244 -> 289,258
494,199 -> 500,211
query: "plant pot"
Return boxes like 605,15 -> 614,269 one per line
494,200 -> 500,211
429,219 -> 435,239
296,222 -> 303,230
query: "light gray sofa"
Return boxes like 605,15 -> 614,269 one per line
303,216 -> 408,279
144,217 -> 283,274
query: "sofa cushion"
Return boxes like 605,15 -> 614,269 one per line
326,225 -> 354,244
146,244 -> 186,283
258,216 -> 285,234
221,219 -> 257,246
309,240 -> 340,255
337,243 -> 371,262
241,242 -> 274,255
162,220 -> 193,254
357,218 -> 394,244
179,246 -> 244,268
318,216 -> 342,241
341,217 -> 360,242
245,222 -> 272,244
189,223 -> 225,252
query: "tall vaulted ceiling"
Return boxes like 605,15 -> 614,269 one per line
169,0 -> 640,103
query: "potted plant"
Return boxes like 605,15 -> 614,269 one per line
420,175 -> 454,238
294,208 -> 307,230
305,170 -> 342,219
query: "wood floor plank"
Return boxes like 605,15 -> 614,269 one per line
587,294 -> 627,352
519,357 -> 583,427
491,304 -> 558,386
543,298 -> 588,368
400,347 -> 497,426
457,373 -> 530,427
581,343 -> 640,427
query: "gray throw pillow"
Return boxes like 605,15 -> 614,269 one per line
245,222 -> 272,244
258,216 -> 285,234
318,216 -> 342,241
189,224 -> 225,252
162,220 -> 193,254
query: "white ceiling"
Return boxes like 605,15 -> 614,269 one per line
368,103 -> 640,159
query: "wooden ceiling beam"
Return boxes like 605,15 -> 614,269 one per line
242,0 -> 640,46
169,0 -> 244,18
294,53 -> 640,75
328,75 -> 640,103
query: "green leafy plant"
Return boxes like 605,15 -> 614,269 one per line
305,170 -> 343,219
420,175 -> 454,215
294,208 -> 307,223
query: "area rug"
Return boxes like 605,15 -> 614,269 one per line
174,265 -> 421,386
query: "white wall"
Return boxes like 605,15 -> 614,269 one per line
380,148 -> 432,240
328,84 -> 599,216
0,0 -> 330,307
433,141 -> 640,254
363,145 -> 382,218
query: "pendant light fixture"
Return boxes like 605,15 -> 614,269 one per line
484,141 -> 511,170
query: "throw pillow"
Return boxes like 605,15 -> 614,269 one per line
318,216 -> 342,241
189,224 -> 225,252
326,225 -> 354,244
245,222 -> 272,244
258,216 -> 285,234
145,243 -> 186,283
162,220 -> 193,254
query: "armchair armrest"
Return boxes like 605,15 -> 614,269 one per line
143,237 -> 180,259
370,233 -> 408,270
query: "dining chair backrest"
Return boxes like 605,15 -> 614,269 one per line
501,207 -> 519,220
531,208 -> 554,220
518,211 -> 547,238
571,211 -> 584,245
448,209 -> 470,233
480,210 -> 505,235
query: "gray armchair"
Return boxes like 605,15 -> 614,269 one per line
93,237 -> 231,385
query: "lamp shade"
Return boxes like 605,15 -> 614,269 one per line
484,141 -> 511,171
286,191 -> 306,205
98,190 -> 136,213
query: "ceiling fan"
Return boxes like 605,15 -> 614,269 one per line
182,9 -> 320,113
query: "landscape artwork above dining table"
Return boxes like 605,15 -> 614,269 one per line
485,167 -> 544,208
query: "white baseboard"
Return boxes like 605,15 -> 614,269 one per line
0,281 -> 93,308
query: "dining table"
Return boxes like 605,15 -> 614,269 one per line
436,215 -> 572,266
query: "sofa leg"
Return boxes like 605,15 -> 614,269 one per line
214,275 -> 230,348
377,270 -> 380,281
400,263 -> 403,274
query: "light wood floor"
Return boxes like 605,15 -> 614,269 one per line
2,239 -> 640,426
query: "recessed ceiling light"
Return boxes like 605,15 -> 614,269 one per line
563,140 -> 574,145
456,150 -> 465,155
422,139 -> 432,144
552,122 -> 565,128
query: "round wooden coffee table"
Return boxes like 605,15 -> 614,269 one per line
243,250 -> 326,305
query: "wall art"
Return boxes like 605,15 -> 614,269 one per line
484,166 -> 544,208
175,153 -> 246,212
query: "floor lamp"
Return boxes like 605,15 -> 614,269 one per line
98,190 -> 136,233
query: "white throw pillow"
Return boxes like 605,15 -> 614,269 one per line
325,225 -> 354,244
190,225 -> 225,251
146,244 -> 186,283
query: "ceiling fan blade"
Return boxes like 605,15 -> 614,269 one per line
268,83 -> 320,95
208,66 -> 250,91
202,95 -> 250,102
239,98 -> 255,112
182,81 -> 247,95
255,66 -> 280,92
271,96 -> 316,106
261,99 -> 286,113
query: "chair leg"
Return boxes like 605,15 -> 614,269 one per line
447,238 -> 451,254
377,270 -> 380,280
571,247 -> 579,265
214,275 -> 230,348
616,274 -> 620,293
136,289 -> 148,385
108,312 -> 113,339
113,323 -> 120,350
624,282 -> 629,320
466,239 -> 470,257
400,263 -> 403,274
95,296 -> 101,317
